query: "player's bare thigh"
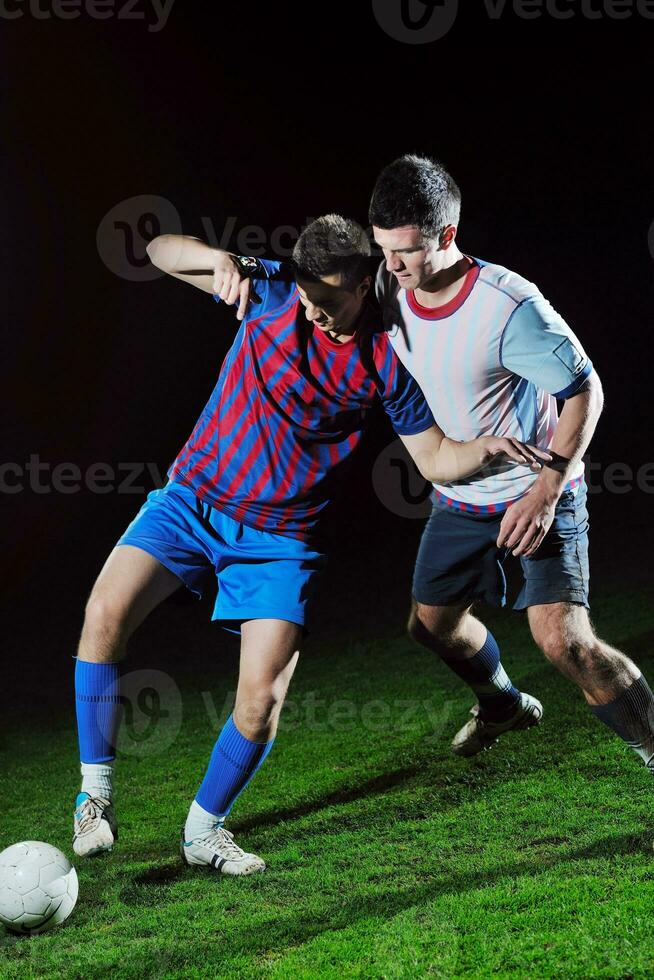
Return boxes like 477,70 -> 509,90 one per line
234,618 -> 303,741
79,545 -> 183,663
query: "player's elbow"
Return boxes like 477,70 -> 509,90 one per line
417,461 -> 440,483
410,449 -> 439,484
587,370 -> 604,417
146,235 -> 175,272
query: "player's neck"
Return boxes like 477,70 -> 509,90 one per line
413,250 -> 472,309
325,303 -> 368,343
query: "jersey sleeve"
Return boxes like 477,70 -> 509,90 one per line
212,258 -> 294,318
376,339 -> 435,435
499,296 -> 594,398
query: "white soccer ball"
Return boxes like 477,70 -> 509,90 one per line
0,841 -> 79,935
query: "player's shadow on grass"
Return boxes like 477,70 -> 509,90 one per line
118,829 -> 653,949
220,829 -> 654,956
232,764 -> 427,834
230,737 -> 561,838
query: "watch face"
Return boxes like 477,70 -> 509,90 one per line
236,256 -> 259,275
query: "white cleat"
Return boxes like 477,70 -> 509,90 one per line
73,792 -> 118,857
180,824 -> 266,876
451,693 -> 543,758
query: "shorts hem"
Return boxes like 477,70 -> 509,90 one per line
212,607 -> 307,628
514,591 -> 589,611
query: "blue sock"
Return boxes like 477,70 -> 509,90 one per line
75,659 -> 122,764
442,630 -> 520,721
590,673 -> 654,772
195,715 -> 274,819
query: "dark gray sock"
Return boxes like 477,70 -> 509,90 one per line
590,673 -> 654,772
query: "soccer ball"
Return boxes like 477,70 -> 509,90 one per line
0,842 -> 78,935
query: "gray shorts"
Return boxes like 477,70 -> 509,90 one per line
413,481 -> 590,610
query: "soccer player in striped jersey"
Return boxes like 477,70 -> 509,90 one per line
369,155 -> 654,778
72,214 -> 549,874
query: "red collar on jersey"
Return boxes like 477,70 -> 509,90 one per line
406,259 -> 480,320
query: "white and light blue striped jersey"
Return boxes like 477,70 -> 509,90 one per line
376,257 -> 593,512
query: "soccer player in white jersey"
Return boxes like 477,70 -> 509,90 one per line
369,154 -> 654,774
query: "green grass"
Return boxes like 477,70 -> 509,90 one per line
1,589 -> 654,978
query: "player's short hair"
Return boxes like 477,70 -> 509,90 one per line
292,215 -> 371,292
368,154 -> 462,241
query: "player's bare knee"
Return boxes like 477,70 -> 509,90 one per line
81,593 -> 130,662
536,627 -> 598,676
233,695 -> 279,742
409,602 -> 460,654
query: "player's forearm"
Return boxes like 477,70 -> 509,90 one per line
533,374 -> 604,501
417,436 -> 491,483
147,235 -> 225,274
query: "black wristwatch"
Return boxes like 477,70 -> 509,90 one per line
232,254 -> 263,279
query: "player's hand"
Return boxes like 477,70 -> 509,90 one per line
478,436 -> 552,472
496,489 -> 557,558
212,252 -> 254,321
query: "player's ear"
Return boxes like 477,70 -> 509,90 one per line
440,225 -> 457,250
357,275 -> 372,300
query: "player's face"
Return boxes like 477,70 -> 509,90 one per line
296,273 -> 370,335
373,225 -> 444,291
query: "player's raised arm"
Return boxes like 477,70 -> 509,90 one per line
399,427 -> 552,483
146,235 -> 255,320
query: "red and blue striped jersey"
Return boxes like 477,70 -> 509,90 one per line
168,260 -> 434,539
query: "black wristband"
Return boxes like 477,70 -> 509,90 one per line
544,452 -> 572,473
232,255 -> 263,279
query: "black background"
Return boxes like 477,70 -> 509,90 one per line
4,1 -> 653,709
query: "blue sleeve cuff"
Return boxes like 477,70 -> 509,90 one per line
392,416 -> 435,437
553,360 -> 593,399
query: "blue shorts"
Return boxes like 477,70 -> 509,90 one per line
116,481 -> 327,629
413,482 -> 590,611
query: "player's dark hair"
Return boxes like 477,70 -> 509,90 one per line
292,215 -> 371,292
368,154 -> 461,240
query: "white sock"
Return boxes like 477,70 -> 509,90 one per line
184,799 -> 222,840
80,763 -> 114,801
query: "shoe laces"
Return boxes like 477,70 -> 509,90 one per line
201,825 -> 246,862
76,796 -> 108,833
